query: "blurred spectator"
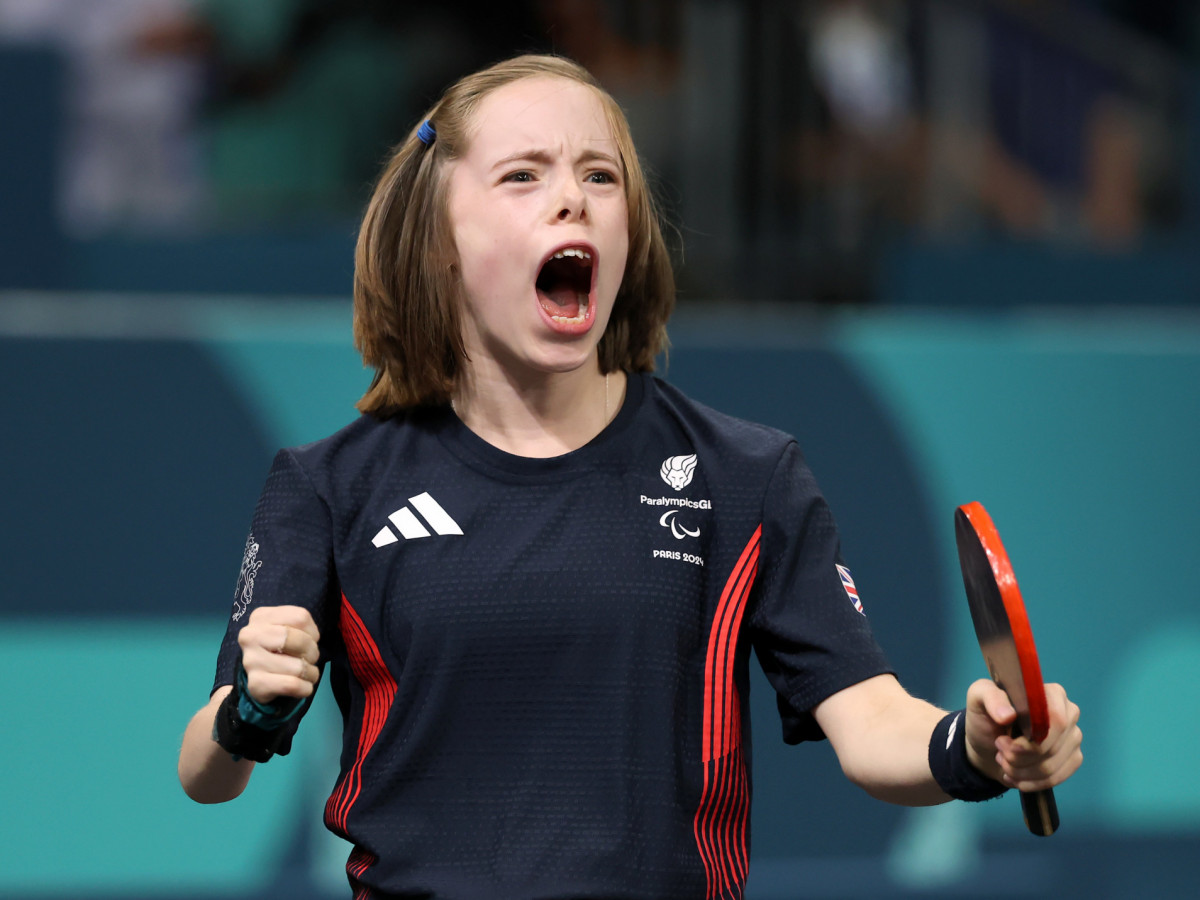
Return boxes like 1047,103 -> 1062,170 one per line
807,0 -> 913,149
139,0 -> 415,224
786,0 -> 923,300
796,0 -> 1155,251
162,1 -> 548,224
0,0 -> 206,236
0,0 -> 553,232
976,0 -> 1146,246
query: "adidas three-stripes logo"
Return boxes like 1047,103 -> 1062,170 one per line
372,492 -> 463,547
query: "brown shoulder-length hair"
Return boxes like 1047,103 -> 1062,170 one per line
353,54 -> 676,417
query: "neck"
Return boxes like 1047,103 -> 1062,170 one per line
452,364 -> 626,458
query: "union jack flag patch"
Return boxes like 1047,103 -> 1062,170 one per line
836,564 -> 865,615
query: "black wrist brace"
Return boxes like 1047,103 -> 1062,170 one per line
211,666 -> 303,763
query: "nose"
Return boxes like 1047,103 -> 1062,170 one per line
553,174 -> 587,223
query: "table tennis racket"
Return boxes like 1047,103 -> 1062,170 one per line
955,501 -> 1059,836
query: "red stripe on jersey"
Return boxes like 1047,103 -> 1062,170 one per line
324,593 -> 397,851
347,845 -> 379,900
694,526 -> 761,899
700,525 -> 760,761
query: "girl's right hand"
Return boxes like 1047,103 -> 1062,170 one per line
236,605 -> 321,705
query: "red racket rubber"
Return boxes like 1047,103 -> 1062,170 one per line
955,502 -> 1059,836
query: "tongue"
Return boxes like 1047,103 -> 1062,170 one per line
539,284 -> 582,318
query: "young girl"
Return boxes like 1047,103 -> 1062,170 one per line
179,54 -> 1082,900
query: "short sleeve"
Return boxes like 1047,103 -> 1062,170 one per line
211,449 -> 339,751
749,442 -> 893,744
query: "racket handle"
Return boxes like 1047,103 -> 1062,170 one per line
1020,787 -> 1059,836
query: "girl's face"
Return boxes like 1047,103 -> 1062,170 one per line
447,76 -> 630,381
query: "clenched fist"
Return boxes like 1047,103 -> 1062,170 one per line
237,605 -> 321,705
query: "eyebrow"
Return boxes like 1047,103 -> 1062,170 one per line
490,148 -> 621,171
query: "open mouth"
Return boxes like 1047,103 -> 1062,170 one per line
535,246 -> 594,325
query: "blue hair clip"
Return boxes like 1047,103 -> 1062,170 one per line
417,120 -> 436,146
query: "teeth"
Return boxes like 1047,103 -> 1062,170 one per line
552,248 -> 592,261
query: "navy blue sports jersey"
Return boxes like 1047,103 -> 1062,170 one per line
214,373 -> 893,900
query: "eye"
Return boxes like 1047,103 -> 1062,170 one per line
586,170 -> 617,185
503,170 -> 534,183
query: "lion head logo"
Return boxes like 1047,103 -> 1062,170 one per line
660,454 -> 698,491
231,533 -> 263,621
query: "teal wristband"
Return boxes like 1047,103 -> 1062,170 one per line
236,664 -> 307,730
